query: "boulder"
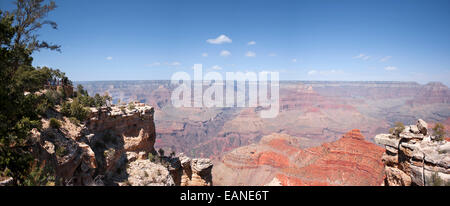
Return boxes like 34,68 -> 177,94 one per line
125,160 -> 175,186
384,166 -> 411,186
409,125 -> 420,134
375,134 -> 400,148
417,119 -> 428,135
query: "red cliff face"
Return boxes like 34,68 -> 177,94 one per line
213,129 -> 385,186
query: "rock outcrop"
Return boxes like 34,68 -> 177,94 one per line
29,102 -> 213,186
375,119 -> 450,186
178,154 -> 213,186
213,129 -> 385,186
120,152 -> 213,186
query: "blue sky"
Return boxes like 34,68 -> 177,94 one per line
3,0 -> 450,84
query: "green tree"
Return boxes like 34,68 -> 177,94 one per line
0,0 -> 60,185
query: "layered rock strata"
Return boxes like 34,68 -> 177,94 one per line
375,119 -> 450,186
213,129 -> 385,186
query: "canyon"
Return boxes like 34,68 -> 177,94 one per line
213,129 -> 385,185
76,80 -> 450,185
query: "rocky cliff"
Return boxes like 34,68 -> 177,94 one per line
375,119 -> 450,186
29,102 -> 213,186
213,129 -> 385,186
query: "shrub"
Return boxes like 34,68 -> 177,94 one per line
120,106 -> 126,113
128,102 -> 136,110
36,98 -> 51,117
158,148 -> 165,157
60,102 -> 71,116
389,122 -> 405,137
69,98 -> 90,121
45,89 -> 62,107
103,148 -> 115,160
169,151 -> 176,158
148,153 -> 156,162
432,123 -> 445,141
22,164 -> 56,186
60,99 -> 90,122
94,93 -> 106,108
428,172 -> 450,186
49,118 -> 61,129
55,145 -> 67,157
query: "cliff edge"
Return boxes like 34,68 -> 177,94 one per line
375,119 -> 450,186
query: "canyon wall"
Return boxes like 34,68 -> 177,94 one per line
213,129 -> 385,186
80,80 -> 450,162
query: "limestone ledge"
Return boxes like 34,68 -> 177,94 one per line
375,119 -> 449,186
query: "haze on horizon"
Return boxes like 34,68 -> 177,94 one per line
3,0 -> 450,85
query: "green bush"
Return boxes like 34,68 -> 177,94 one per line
49,118 -> 61,129
60,102 -> 71,116
45,89 -> 62,107
389,122 -> 405,137
22,164 -> 56,186
60,99 -> 89,122
148,153 -> 156,162
158,148 -> 165,157
69,98 -> 90,121
36,98 -> 51,117
432,123 -> 446,141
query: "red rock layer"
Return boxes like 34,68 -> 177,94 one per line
213,130 -> 386,186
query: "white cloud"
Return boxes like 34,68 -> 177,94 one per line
384,66 -> 397,71
245,51 -> 256,57
247,41 -> 256,45
169,62 -> 181,66
106,56 -> 113,60
353,53 -> 370,60
220,50 -> 231,57
206,34 -> 232,44
211,65 -> 222,70
307,70 -> 317,75
292,58 -> 297,63
145,62 -> 161,67
380,56 -> 392,62
202,53 -> 208,57
268,53 -> 277,57
146,61 -> 180,67
308,69 -> 343,76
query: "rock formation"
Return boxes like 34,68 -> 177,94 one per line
29,102 -> 213,186
213,129 -> 385,186
375,119 -> 450,186
81,80 -> 450,163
